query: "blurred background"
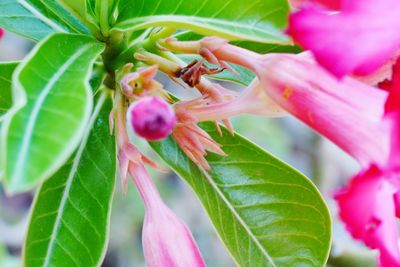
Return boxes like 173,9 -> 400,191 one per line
0,31 -> 377,267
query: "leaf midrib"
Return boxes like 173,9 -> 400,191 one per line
199,167 -> 277,267
116,15 -> 280,32
17,0 -> 66,32
41,93 -> 106,267
114,15 -> 287,42
38,0 -> 86,34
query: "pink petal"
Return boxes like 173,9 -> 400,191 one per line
258,54 -> 389,167
384,59 -> 400,168
0,28 -> 4,40
355,51 -> 400,87
395,192 -> 400,218
335,166 -> 400,267
385,59 -> 400,114
287,0 -> 400,77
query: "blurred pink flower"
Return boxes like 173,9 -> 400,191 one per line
335,166 -> 400,267
0,28 -> 4,40
287,0 -> 400,77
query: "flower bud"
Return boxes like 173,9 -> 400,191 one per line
129,96 -> 176,141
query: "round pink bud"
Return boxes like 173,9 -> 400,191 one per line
129,96 -> 176,141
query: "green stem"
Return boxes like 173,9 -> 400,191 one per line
310,134 -> 323,188
102,31 -> 128,88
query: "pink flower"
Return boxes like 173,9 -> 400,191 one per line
128,164 -> 205,267
240,52 -> 397,267
113,90 -> 205,267
335,166 -> 400,267
336,60 -> 400,267
287,0 -> 400,77
160,37 -> 400,265
162,37 -> 389,167
384,60 -> 400,168
128,96 -> 176,141
0,28 -> 4,40
120,65 -> 165,98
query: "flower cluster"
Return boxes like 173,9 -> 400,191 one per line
111,0 -> 400,266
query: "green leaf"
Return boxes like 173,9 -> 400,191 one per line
24,92 -> 116,267
0,62 -> 18,118
232,40 -> 302,54
58,0 -> 87,19
0,33 -> 104,193
0,0 -> 55,41
150,123 -> 331,267
115,0 -> 291,44
0,62 -> 18,180
27,0 -> 90,34
0,0 -> 88,41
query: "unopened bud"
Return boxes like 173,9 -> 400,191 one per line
129,96 -> 176,141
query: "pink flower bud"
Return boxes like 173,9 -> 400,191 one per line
0,28 -> 4,40
129,96 -> 176,141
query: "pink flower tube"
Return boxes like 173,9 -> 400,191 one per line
255,53 -> 389,167
128,163 -> 206,267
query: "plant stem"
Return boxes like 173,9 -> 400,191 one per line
102,31 -> 127,88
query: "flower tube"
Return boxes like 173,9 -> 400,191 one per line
128,163 -> 206,267
162,38 -> 389,167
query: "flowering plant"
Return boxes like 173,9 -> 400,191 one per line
0,0 -> 398,266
